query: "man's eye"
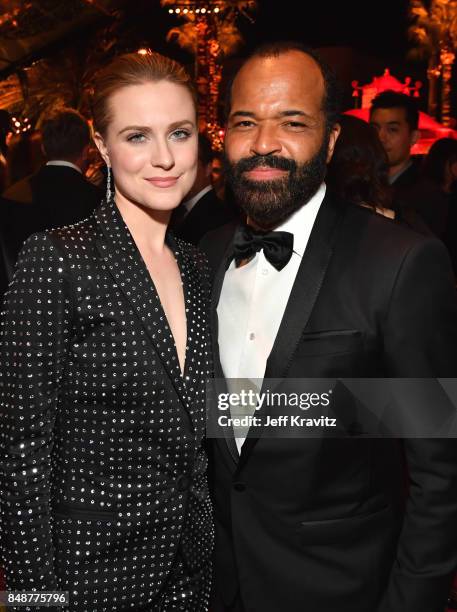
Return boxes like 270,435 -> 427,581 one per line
127,133 -> 146,143
284,122 -> 306,129
170,129 -> 191,140
233,121 -> 255,128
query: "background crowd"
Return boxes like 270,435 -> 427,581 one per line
0,86 -> 457,298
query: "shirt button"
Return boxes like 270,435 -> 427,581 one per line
249,332 -> 255,340
262,268 -> 268,275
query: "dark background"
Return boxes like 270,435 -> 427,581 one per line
138,0 -> 429,114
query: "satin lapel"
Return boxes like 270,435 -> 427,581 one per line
94,199 -> 193,428
210,230 -> 239,467
236,195 -> 346,472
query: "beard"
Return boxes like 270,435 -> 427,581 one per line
224,138 -> 329,229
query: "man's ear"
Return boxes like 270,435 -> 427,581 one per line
94,132 -> 110,167
326,123 -> 341,163
204,161 -> 213,179
450,160 -> 457,180
410,129 -> 420,147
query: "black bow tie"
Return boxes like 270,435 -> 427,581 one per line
231,225 -> 294,271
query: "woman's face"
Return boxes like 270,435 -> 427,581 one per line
95,80 -> 198,213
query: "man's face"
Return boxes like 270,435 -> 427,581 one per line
224,50 -> 340,229
369,107 -> 419,174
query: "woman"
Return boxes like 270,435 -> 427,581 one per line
398,137 -> 457,239
326,114 -> 430,234
326,114 -> 394,217
0,52 -> 213,611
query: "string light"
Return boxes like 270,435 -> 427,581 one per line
11,115 -> 31,135
166,2 -> 225,13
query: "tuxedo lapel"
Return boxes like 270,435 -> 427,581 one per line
265,194 -> 345,379
94,199 -> 193,428
237,195 -> 346,470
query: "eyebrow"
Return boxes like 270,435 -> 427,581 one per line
229,110 -> 318,123
117,120 -> 195,135
371,120 -> 401,126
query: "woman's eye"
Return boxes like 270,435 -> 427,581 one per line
170,129 -> 191,140
127,133 -> 146,143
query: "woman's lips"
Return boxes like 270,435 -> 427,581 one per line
145,177 -> 179,188
244,168 -> 288,180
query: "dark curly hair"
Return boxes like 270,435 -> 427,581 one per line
326,114 -> 393,210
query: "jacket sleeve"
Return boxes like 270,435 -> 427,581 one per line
0,232 -> 73,591
378,237 -> 457,612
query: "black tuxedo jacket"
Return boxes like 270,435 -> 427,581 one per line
201,193 -> 457,612
0,197 -> 41,297
172,187 -> 239,245
0,199 -> 214,611
6,164 -> 102,232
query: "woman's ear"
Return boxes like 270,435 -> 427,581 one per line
94,132 -> 110,167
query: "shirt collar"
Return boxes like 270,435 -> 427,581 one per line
272,182 -> 326,258
46,160 -> 82,174
389,159 -> 412,185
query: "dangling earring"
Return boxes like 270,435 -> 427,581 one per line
106,165 -> 113,202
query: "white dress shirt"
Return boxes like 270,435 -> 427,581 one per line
217,183 -> 326,451
46,160 -> 82,174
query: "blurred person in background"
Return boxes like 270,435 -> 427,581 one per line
4,108 -> 101,230
327,114 -> 394,217
3,129 -> 44,193
369,90 -> 421,214
170,132 -> 238,244
0,109 -> 11,192
211,150 -> 225,198
412,137 -> 457,239
326,114 -> 430,234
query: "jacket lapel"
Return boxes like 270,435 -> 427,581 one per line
237,194 -> 346,470
94,199 -> 193,428
210,231 -> 240,467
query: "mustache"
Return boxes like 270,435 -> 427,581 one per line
233,155 -> 297,174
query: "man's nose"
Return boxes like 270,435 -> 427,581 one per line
250,125 -> 282,156
377,127 -> 389,146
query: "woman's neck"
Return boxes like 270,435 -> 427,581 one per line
115,192 -> 171,254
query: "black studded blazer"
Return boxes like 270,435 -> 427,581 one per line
0,198 -> 214,611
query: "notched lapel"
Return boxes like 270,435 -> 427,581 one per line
94,199 -> 193,428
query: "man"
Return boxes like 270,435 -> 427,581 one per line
201,42 -> 457,612
170,133 -> 238,244
4,107 -> 101,232
369,90 -> 421,212
0,196 -> 37,298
